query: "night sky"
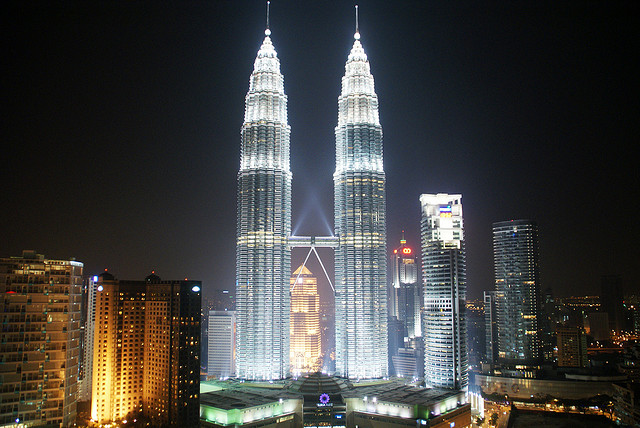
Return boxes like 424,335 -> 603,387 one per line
4,1 -> 638,301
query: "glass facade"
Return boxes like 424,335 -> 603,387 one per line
493,220 -> 541,366
236,32 -> 292,380
390,239 -> 420,339
334,32 -> 388,379
420,194 -> 467,389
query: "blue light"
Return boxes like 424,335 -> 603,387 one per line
191,285 -> 201,293
93,275 -> 98,282
97,285 -> 103,292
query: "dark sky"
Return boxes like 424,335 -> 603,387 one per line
3,1 -> 638,300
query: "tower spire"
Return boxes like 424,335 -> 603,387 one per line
354,5 -> 360,40
265,1 -> 271,36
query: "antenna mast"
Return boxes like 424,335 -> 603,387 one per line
354,5 -> 360,39
265,1 -> 271,36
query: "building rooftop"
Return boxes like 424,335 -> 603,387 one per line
200,385 -> 300,411
342,381 -> 465,406
201,374 -> 465,410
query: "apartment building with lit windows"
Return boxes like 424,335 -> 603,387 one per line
0,250 -> 83,427
90,272 -> 201,426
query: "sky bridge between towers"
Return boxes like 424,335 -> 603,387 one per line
288,235 -> 339,249
288,235 -> 338,293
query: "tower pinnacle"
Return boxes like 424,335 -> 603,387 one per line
354,5 -> 360,40
265,1 -> 271,36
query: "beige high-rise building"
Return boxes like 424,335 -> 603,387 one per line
90,272 -> 201,426
290,265 -> 321,374
0,250 -> 83,427
556,326 -> 588,368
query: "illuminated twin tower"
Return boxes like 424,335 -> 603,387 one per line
236,11 -> 387,380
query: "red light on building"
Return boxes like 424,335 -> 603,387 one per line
402,247 -> 412,255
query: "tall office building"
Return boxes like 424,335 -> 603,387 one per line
390,236 -> 420,338
91,273 -> 201,426
493,220 -> 541,367
79,275 -> 99,402
334,27 -> 388,379
235,25 -> 292,381
208,311 -> 236,379
484,291 -> 498,365
0,251 -> 83,427
290,265 -> 321,374
420,194 -> 468,389
319,297 -> 335,373
601,274 -> 624,333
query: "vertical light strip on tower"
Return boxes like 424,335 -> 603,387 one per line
420,194 -> 468,389
334,14 -> 388,379
236,22 -> 292,380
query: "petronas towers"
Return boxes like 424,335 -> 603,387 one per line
236,30 -> 292,380
334,33 -> 387,379
236,15 -> 386,380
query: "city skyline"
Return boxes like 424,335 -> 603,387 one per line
3,1 -> 638,300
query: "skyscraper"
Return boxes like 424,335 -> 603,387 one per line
556,326 -> 588,368
334,25 -> 388,379
484,290 -> 498,365
390,236 -> 420,339
208,311 -> 236,379
235,25 -> 292,380
493,220 -> 541,367
420,194 -> 467,389
91,273 -> 201,426
79,275 -> 99,402
0,251 -> 83,427
290,265 -> 321,374
601,274 -> 624,333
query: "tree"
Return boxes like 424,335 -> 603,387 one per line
489,412 -> 499,426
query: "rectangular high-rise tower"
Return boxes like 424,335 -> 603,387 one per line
90,273 -> 201,426
484,290 -> 498,365
79,275 -> 98,402
420,194 -> 467,389
208,311 -> 236,379
235,30 -> 292,380
493,220 -> 541,367
390,238 -> 420,339
0,251 -> 83,427
290,265 -> 321,375
334,31 -> 388,379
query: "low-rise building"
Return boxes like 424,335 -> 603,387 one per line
200,374 -> 470,427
